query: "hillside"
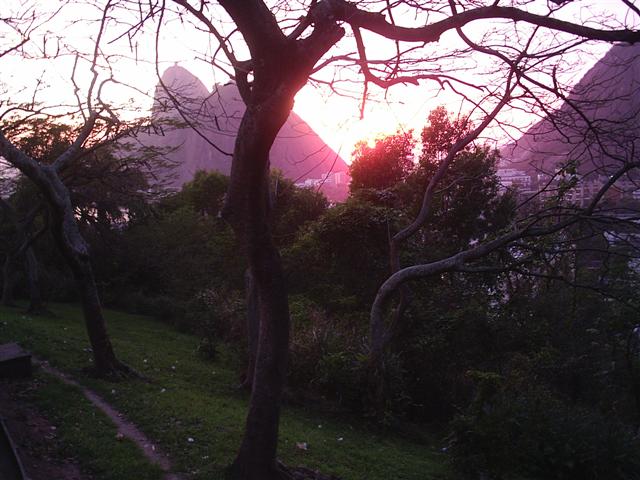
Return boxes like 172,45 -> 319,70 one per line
0,304 -> 448,480
503,42 -> 640,175
139,66 -> 350,201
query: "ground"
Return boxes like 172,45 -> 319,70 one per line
0,304 -> 451,480
0,377 -> 91,480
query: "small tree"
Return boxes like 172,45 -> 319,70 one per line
0,3 -> 146,377
349,131 -> 415,193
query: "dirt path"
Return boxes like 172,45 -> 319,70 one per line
39,362 -> 182,480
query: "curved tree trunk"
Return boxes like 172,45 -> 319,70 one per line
45,172 -> 127,378
1,114 -> 126,378
225,97 -> 292,480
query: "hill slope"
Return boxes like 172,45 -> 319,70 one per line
0,304 -> 448,480
503,43 -> 640,175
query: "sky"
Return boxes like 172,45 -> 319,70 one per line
0,0 -> 636,163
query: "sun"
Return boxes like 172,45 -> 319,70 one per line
293,81 -> 462,163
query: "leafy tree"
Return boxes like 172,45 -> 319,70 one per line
286,197 -> 398,308
412,145 -> 515,255
420,106 -> 470,162
270,172 -> 329,247
349,131 -> 415,193
179,169 -> 229,218
118,196 -> 239,302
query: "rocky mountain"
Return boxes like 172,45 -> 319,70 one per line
139,65 -> 349,201
502,43 -> 640,176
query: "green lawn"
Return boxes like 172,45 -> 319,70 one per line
0,303 -> 450,480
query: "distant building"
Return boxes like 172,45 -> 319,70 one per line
496,168 -> 533,193
295,171 -> 351,201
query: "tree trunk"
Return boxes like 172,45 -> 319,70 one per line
2,254 -> 16,307
225,97 -> 293,480
24,247 -> 46,315
241,267 -> 259,390
46,174 -> 127,378
232,240 -> 290,480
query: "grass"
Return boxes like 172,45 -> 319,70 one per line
28,373 -> 163,480
0,303 -> 450,480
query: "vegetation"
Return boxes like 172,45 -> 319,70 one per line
30,374 -> 163,480
0,303 -> 448,480
1,2 -> 640,478
3,107 -> 639,479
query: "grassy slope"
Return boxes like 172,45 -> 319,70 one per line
0,304 -> 449,480
29,374 -> 163,480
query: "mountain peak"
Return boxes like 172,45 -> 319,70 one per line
143,67 -> 350,201
159,65 -> 209,99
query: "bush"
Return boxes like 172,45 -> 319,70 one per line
183,287 -> 245,360
288,300 -> 369,409
447,381 -> 640,480
116,291 -> 185,323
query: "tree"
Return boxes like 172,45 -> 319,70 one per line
0,4 -> 144,378
420,106 -> 471,163
155,2 -> 640,478
0,124 -> 133,377
349,130 -> 415,193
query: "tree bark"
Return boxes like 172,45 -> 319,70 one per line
24,246 -> 46,314
224,95 -> 293,480
241,267 -> 259,390
2,254 -> 16,307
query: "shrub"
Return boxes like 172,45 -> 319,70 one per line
116,291 -> 185,323
183,287 -> 245,360
288,301 -> 368,409
447,380 -> 640,480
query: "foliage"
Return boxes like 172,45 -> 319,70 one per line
411,145 -> 515,254
448,384 -> 640,480
184,286 -> 245,360
437,274 -> 640,479
285,197 -> 399,308
116,204 -> 239,301
288,297 -> 369,409
3,117 -> 76,163
420,106 -> 470,162
349,130 -> 415,193
179,169 -> 228,217
270,172 -> 329,248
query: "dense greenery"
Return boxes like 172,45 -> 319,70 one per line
2,110 -> 640,479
